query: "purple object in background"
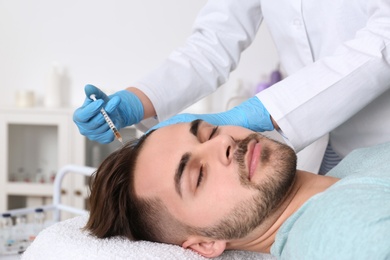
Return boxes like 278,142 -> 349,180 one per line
255,66 -> 282,93
269,69 -> 282,85
256,82 -> 270,92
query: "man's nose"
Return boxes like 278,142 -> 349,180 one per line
201,134 -> 236,166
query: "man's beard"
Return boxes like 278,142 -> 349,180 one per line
197,133 -> 297,240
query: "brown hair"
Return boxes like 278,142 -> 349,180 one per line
84,131 -> 191,244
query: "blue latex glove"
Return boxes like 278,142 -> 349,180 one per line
150,96 -> 274,132
73,84 -> 144,143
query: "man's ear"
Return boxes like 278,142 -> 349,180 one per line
182,236 -> 226,258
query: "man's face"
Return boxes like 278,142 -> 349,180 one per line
135,120 -> 296,239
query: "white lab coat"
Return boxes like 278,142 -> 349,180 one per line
134,0 -> 390,158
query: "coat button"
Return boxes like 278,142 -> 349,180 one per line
293,18 -> 302,27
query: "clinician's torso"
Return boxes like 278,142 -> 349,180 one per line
260,0 -> 367,73
260,0 -> 390,157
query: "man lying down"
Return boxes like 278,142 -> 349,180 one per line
85,120 -> 390,259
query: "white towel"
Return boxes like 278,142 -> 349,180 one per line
22,215 -> 276,260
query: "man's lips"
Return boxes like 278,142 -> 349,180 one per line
247,140 -> 261,180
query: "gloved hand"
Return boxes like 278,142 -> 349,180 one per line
73,84 -> 144,143
150,96 -> 274,132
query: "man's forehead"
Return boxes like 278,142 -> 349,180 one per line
134,122 -> 190,196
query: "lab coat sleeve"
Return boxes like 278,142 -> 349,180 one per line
133,0 -> 263,123
257,0 -> 390,152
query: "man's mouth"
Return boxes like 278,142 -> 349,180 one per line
247,140 -> 261,181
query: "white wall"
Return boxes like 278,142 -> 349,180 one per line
0,0 -> 278,112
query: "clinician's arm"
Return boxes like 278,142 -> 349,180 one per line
127,87 -> 156,119
132,0 -> 263,123
149,96 -> 275,133
258,0 -> 390,152
74,0 -> 263,141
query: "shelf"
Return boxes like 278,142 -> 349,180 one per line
5,183 -> 53,197
8,124 -> 58,183
0,106 -> 72,115
0,108 -> 72,212
1,107 -> 143,217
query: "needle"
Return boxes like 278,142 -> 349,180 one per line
90,94 -> 124,146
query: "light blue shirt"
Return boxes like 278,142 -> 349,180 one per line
271,142 -> 390,259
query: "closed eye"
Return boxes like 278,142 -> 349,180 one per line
197,165 -> 204,187
209,126 -> 219,140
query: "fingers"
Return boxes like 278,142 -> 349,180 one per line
73,97 -> 110,138
104,96 -> 121,114
88,128 -> 115,144
73,99 -> 104,123
73,85 -> 120,144
84,84 -> 109,102
76,118 -> 115,143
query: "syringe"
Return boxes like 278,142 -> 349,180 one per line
90,94 -> 124,146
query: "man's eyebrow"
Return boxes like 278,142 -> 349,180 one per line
190,119 -> 203,137
175,152 -> 191,198
174,120 -> 202,197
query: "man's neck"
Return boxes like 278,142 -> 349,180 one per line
227,170 -> 340,253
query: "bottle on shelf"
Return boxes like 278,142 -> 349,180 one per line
50,170 -> 56,183
16,167 -> 24,182
35,168 -> 45,183
44,62 -> 62,108
14,215 -> 28,252
1,213 -> 14,254
33,208 -> 45,238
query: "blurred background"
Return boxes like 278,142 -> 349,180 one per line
0,0 -> 279,111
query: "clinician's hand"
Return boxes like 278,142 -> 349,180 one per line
73,84 -> 144,143
150,96 -> 274,132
